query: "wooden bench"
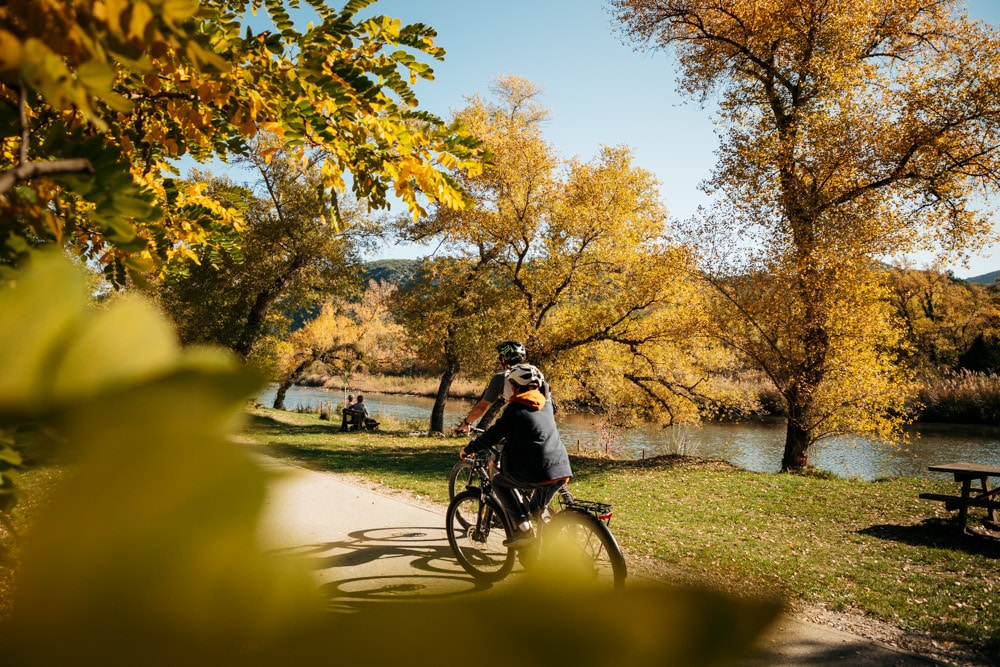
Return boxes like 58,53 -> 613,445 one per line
341,408 -> 363,431
920,462 -> 1000,530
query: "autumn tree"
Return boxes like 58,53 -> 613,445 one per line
0,0 -> 481,283
888,265 -> 1000,372
157,139 -> 363,360
396,76 -> 716,432
614,0 -> 1000,470
269,281 -> 409,409
392,256 -> 512,432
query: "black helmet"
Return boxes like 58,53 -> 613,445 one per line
496,340 -> 527,365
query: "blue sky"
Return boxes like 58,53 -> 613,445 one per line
214,1 -> 1000,278
356,0 -> 1000,278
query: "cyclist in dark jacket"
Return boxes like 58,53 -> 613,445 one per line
454,340 -> 557,435
460,364 -> 572,546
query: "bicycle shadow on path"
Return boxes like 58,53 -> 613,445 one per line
256,453 -> 942,666
265,525 -> 502,612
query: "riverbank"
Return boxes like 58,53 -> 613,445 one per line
300,371 -> 1000,427
244,406 -> 1000,666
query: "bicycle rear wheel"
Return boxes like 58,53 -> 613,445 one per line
547,510 -> 627,591
446,489 -> 515,582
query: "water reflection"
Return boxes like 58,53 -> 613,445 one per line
257,386 -> 1000,481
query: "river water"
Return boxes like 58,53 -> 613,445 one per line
256,385 -> 1000,481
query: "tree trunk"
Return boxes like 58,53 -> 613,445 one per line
781,403 -> 811,471
234,256 -> 306,359
478,399 -> 505,430
273,381 -> 292,410
430,366 -> 459,433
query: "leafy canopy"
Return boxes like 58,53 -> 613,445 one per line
0,0 -> 482,284
614,0 -> 1000,469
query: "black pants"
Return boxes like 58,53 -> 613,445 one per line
492,473 -> 561,526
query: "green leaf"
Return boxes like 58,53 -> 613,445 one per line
0,445 -> 23,466
76,58 -> 115,93
0,251 -> 89,419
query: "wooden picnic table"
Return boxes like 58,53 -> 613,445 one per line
920,461 -> 1000,530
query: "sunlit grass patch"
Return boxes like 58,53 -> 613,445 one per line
242,407 -> 1000,655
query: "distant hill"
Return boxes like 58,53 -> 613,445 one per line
968,270 -> 999,285
363,259 -> 419,287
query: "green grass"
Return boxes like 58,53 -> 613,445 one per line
244,406 -> 1000,656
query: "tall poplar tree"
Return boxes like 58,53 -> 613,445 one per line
613,0 -> 1000,470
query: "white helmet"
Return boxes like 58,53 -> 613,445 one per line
503,363 -> 544,399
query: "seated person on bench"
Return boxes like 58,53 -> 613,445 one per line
345,395 -> 379,431
340,394 -> 356,432
459,364 -> 572,546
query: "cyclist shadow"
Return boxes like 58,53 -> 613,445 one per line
266,525 -> 513,612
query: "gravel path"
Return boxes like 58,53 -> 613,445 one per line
254,452 -> 964,666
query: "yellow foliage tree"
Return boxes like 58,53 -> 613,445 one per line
397,76 -> 728,432
269,280 -> 411,410
0,0 -> 482,284
888,265 -> 1000,371
614,0 -> 1000,470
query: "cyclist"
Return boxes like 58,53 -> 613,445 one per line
458,363 -> 572,546
454,340 -> 527,435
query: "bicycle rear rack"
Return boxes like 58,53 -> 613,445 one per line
561,497 -> 613,523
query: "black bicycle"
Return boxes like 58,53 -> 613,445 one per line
448,427 -> 571,529
445,450 -> 627,590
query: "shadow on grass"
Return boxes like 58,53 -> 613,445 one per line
246,413 -> 344,438
859,519 -> 1000,558
263,440 -> 460,481
248,411 -> 736,486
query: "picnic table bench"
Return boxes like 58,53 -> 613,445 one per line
920,461 -> 1000,530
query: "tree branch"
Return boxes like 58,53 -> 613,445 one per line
0,158 -> 95,197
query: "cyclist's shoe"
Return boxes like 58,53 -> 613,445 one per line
503,521 -> 534,547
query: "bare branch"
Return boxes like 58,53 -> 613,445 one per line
0,159 -> 95,197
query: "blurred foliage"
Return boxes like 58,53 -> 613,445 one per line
0,252 -> 779,666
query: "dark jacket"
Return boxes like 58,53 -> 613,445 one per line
463,390 -> 572,483
347,401 -> 370,418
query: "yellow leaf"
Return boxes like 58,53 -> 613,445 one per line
128,1 -> 154,42
160,0 -> 200,29
76,57 -> 115,93
0,29 -> 23,73
104,0 -> 130,37
0,252 -> 88,415
51,296 -> 181,403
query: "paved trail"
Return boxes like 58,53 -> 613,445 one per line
255,454 -> 942,666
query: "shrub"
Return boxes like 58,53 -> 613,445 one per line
918,370 -> 1000,425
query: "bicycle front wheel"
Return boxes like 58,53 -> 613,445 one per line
446,490 -> 514,582
547,510 -> 627,591
448,460 -> 484,530
448,459 -> 481,499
